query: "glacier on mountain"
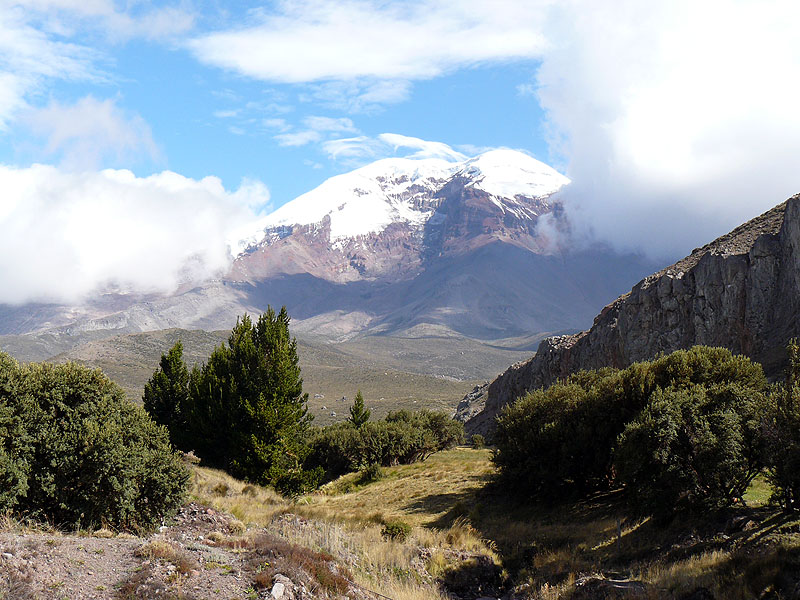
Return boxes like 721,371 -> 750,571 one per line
236,149 -> 569,252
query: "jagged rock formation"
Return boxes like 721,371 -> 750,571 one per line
463,194 -> 800,436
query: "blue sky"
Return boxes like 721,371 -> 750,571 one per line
1,0 -> 799,303
0,1 -> 552,208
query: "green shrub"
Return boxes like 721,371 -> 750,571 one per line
381,520 -> 411,541
273,466 -> 324,498
493,346 -> 767,503
615,383 -> 766,516
306,409 -> 464,481
0,355 -> 188,530
470,434 -> 485,449
358,463 -> 383,484
0,353 -> 30,512
142,340 -> 189,450
763,339 -> 800,509
182,308 -> 312,486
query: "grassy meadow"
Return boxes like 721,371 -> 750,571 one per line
190,448 -> 800,599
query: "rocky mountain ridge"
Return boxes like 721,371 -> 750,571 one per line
0,150 -> 658,365
231,149 -> 568,284
461,193 -> 800,436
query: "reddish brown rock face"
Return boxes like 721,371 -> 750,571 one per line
230,177 -> 559,288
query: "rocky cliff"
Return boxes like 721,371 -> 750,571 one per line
462,193 -> 800,436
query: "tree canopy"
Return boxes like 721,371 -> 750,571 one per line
146,307 -> 314,487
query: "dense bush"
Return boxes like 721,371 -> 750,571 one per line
0,353 -> 187,530
615,383 -> 766,516
493,368 -> 643,498
381,520 -> 411,541
306,409 -> 464,480
493,346 -> 767,507
763,339 -> 800,509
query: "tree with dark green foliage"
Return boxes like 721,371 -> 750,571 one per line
615,382 -> 767,517
348,390 -> 370,427
493,346 -> 768,504
143,340 -> 189,449
305,409 -> 464,481
763,339 -> 800,509
0,353 -> 30,512
0,353 -> 187,530
183,307 -> 315,487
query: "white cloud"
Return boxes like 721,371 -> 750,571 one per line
321,136 -> 385,161
378,133 -> 466,161
0,164 -> 271,304
188,0 -> 548,110
275,130 -> 322,147
0,2 -> 194,132
189,1 -> 548,83
275,115 -> 359,147
22,96 -> 159,170
516,83 -> 536,97
299,80 -> 412,112
535,0 -> 800,258
15,1 -> 195,41
302,116 -> 357,133
321,133 -> 468,166
0,6 -> 98,128
213,109 -> 238,118
262,118 -> 290,132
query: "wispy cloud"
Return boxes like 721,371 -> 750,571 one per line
299,79 -> 412,112
274,115 -> 359,147
189,1 -> 548,82
275,130 -> 322,147
378,133 -> 466,161
0,6 -> 98,128
17,1 -> 195,41
321,133 -> 467,166
0,164 -> 270,304
188,0 -> 548,109
22,96 -> 159,170
0,2 -> 194,133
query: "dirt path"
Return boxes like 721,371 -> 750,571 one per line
0,504 -> 266,600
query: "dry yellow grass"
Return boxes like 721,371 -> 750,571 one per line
307,447 -> 495,528
188,448 -> 800,599
188,460 -> 477,600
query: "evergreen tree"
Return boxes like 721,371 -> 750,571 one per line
184,307 -> 313,485
348,390 -> 370,427
143,340 -> 189,449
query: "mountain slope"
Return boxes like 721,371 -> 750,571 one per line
0,149 -> 658,364
463,193 -> 800,436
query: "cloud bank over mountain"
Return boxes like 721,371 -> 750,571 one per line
1,0 -> 799,304
535,0 -> 800,258
0,165 -> 269,304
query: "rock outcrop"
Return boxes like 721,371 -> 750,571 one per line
465,194 -> 800,436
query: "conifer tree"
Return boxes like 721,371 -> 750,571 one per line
348,390 -> 370,427
184,307 -> 313,485
143,340 -> 189,449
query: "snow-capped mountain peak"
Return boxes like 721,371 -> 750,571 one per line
458,149 -> 570,199
236,149 -> 569,253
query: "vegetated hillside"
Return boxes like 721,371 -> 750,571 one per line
9,447 -> 786,600
463,192 -> 800,436
43,327 -> 526,423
